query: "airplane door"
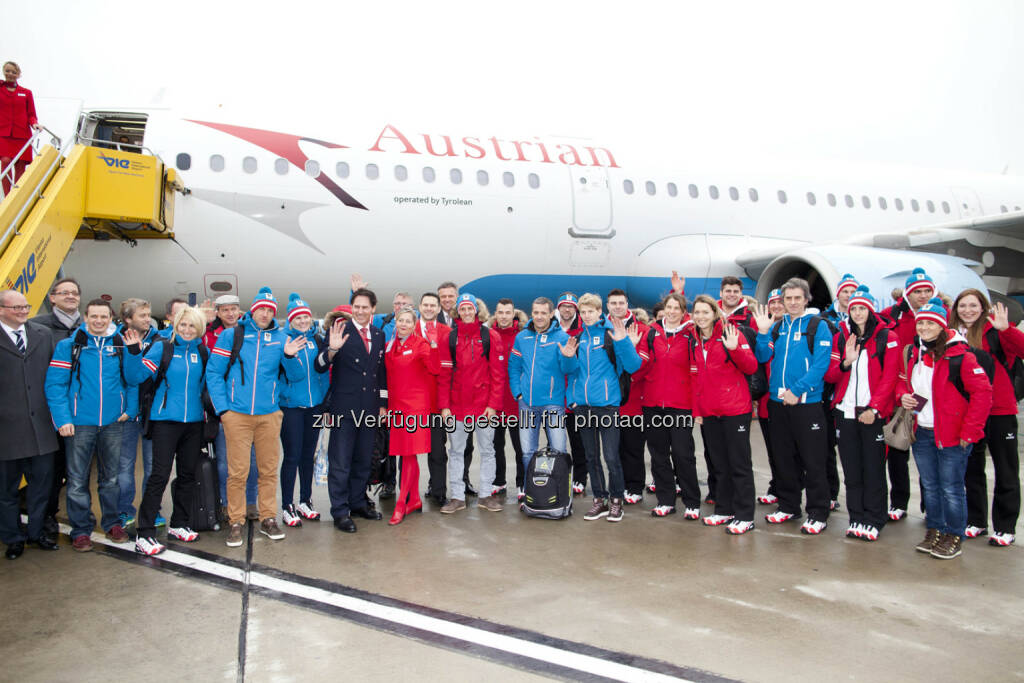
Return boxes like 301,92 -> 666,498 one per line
950,187 -> 983,218
568,167 -> 614,238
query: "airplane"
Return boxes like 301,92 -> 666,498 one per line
20,103 -> 1024,317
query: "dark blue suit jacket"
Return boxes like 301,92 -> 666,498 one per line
315,320 -> 387,419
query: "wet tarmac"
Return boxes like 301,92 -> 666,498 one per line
1,423 -> 1022,682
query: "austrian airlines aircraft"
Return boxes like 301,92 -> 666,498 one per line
53,106 -> 1024,314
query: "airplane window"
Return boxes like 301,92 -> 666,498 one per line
336,161 -> 350,178
689,184 -> 699,199
175,153 -> 191,171
305,160 -> 320,177
926,200 -> 935,213
894,198 -> 904,211
806,192 -> 816,206
209,154 -> 225,172
275,158 -> 289,175
504,172 -> 515,188
941,201 -> 950,214
1000,205 -> 1008,213
477,170 -> 489,186
528,173 -> 540,189
777,190 -> 787,204
748,188 -> 758,202
366,163 -> 379,180
861,195 -> 871,209
729,186 -> 739,201
623,179 -> 634,194
645,181 -> 656,196
844,194 -> 854,208
242,156 -> 257,174
911,199 -> 920,212
709,185 -> 719,200
1016,205 -> 1022,211
667,182 -> 678,197
424,167 -> 436,183
451,168 -> 463,184
827,193 -> 837,207
395,165 -> 408,181
878,197 -> 888,210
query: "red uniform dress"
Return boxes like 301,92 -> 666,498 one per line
385,334 -> 440,455
0,83 -> 38,189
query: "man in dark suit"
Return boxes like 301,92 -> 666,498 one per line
29,276 -> 81,536
316,288 -> 387,533
0,290 -> 59,559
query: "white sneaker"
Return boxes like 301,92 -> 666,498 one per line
135,536 -> 166,556
683,507 -> 700,520
888,507 -> 906,522
167,527 -> 199,543
516,487 -> 525,502
646,483 -> 656,493
702,514 -> 734,526
296,501 -> 321,520
765,510 -> 797,524
989,532 -> 1015,547
623,492 -> 642,505
650,505 -> 676,517
800,518 -> 827,535
860,525 -> 879,541
830,499 -> 840,511
964,525 -> 987,539
726,520 -> 754,535
282,505 -> 303,527
757,492 -> 778,505
845,523 -> 859,538
572,481 -> 585,495
491,484 -> 507,496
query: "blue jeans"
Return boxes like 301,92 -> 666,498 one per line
214,424 -> 257,505
577,405 -> 624,500
519,402 -> 567,471
912,427 -> 972,538
117,418 -> 153,517
66,422 -> 124,538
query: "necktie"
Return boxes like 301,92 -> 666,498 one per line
361,326 -> 371,352
14,329 -> 25,354
427,321 -> 436,343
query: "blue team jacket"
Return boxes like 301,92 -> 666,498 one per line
205,314 -> 302,416
125,336 -> 207,423
569,324 -> 642,407
508,322 -> 578,407
45,325 -> 139,427
279,322 -> 330,409
755,312 -> 833,403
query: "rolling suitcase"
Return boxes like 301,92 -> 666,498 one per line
171,454 -> 221,532
522,447 -> 573,519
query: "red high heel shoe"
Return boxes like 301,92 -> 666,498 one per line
406,499 -> 422,514
389,501 -> 407,526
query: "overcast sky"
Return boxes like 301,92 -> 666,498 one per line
9,1 -> 1023,173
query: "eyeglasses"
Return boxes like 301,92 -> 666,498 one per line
1,305 -> 31,312
53,290 -> 80,297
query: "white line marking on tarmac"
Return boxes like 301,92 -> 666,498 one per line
77,526 -> 695,682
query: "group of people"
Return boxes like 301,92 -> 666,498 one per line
1,265 -> 1019,562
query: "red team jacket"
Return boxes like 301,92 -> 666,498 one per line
641,320 -> 694,410
438,320 -> 505,419
824,321 -> 901,419
689,321 -> 758,418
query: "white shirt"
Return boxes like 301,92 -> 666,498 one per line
837,349 -> 872,419
352,320 -> 372,352
911,353 -> 935,429
1,320 -> 26,350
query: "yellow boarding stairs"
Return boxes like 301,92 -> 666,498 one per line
0,127 -> 185,315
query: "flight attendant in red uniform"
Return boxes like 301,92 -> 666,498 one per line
385,307 -> 441,525
0,61 -> 39,193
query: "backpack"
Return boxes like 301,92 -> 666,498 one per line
139,339 -> 210,438
448,326 -> 491,371
948,348 -> 997,403
521,447 -> 573,520
576,330 -> 632,405
70,329 -> 127,387
985,327 -> 1024,401
769,315 -> 832,356
836,324 -> 893,371
222,324 -> 247,382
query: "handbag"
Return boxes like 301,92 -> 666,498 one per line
883,406 -> 915,450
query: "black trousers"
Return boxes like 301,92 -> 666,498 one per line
139,421 -> 203,538
492,424 -> 523,488
46,436 -> 67,519
758,417 -> 777,496
966,414 -> 1020,534
702,415 -> 755,522
0,453 -> 54,544
462,431 -> 474,484
768,401 -> 830,520
565,408 -> 589,485
643,407 -> 699,507
887,446 -> 911,510
699,424 -> 717,500
426,424 -> 448,500
825,406 -> 841,500
620,422 -> 646,496
835,411 -> 887,529
327,418 -> 375,519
